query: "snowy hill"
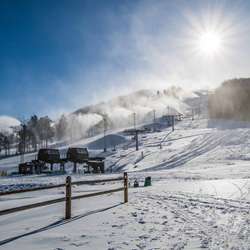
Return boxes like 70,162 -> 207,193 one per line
1,91 -> 250,249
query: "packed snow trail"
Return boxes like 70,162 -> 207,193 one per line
2,176 -> 250,250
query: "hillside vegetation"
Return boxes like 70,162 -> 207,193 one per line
208,78 -> 250,121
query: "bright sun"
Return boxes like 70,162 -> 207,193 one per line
199,32 -> 220,53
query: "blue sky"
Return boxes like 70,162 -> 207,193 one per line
1,0 -> 250,120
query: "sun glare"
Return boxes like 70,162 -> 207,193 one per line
199,32 -> 220,53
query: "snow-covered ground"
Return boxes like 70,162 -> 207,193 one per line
1,100 -> 250,249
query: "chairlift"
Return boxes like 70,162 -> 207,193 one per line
120,151 -> 127,157
123,145 -> 128,150
141,134 -> 147,141
157,124 -> 161,132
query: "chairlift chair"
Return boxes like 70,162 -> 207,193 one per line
120,151 -> 127,157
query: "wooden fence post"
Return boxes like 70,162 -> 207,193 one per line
124,172 -> 128,203
172,116 -> 174,132
65,176 -> 72,219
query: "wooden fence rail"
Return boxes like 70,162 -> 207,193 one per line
0,172 -> 128,219
0,183 -> 66,196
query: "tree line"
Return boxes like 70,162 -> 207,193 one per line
208,78 -> 250,121
0,115 -> 55,156
0,113 -> 111,157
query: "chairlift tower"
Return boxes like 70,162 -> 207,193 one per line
163,113 -> 183,132
123,128 -> 151,151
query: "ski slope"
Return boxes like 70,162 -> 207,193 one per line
1,101 -> 250,249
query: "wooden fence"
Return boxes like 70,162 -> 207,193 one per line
0,172 -> 128,219
0,170 -> 6,176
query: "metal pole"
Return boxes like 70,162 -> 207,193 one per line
103,118 -> 106,152
153,110 -> 156,132
133,113 -> 136,130
23,124 -> 26,156
136,132 -> 138,151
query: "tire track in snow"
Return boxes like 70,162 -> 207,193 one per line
130,131 -> 214,170
226,180 -> 247,199
209,183 -> 218,197
132,189 -> 250,249
144,131 -> 229,171
111,129 -> 173,171
242,180 -> 250,200
166,193 -> 250,249
224,180 -> 250,247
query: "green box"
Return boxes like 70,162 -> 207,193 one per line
144,176 -> 151,187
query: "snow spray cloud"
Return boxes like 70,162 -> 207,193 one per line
97,88 -> 195,129
106,107 -> 133,127
66,113 -> 103,139
54,86 -> 199,141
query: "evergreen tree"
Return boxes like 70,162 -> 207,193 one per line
38,116 -> 54,148
56,113 -> 68,142
208,78 -> 250,121
2,133 -> 14,155
27,115 -> 39,151
17,124 -> 26,154
0,133 -> 3,154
